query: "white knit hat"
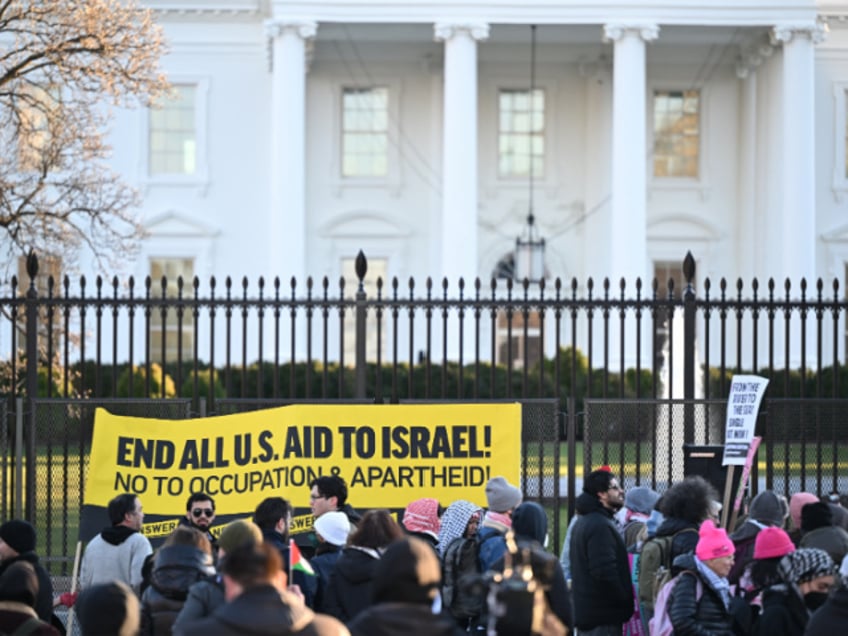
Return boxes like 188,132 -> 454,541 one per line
314,511 -> 350,547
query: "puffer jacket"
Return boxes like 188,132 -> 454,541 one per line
141,544 -> 215,636
667,554 -> 733,636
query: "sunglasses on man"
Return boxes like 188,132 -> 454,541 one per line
192,508 -> 214,518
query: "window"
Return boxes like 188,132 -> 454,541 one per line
15,254 -> 63,357
149,84 -> 197,175
341,88 -> 388,178
149,257 -> 194,362
17,85 -> 60,171
341,256 -> 387,364
491,253 -> 542,368
653,260 -> 684,370
498,89 -> 545,178
653,90 -> 700,178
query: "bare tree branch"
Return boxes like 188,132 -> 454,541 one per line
0,0 -> 169,273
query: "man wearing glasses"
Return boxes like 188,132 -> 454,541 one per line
181,493 -> 219,554
569,469 -> 633,636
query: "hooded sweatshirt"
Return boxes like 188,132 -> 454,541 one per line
80,525 -> 153,592
497,502 -> 573,629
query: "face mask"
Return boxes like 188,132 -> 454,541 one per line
804,591 -> 829,611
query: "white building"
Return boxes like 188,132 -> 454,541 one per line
51,0 -> 848,369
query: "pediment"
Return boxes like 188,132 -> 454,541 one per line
821,222 -> 848,243
145,211 -> 220,238
647,214 -> 723,242
319,212 -> 412,238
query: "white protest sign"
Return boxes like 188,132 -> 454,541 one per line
722,375 -> 769,465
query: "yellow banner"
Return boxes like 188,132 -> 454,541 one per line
86,404 -> 522,514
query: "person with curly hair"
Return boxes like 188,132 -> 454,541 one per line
322,509 -> 405,623
656,476 -> 720,569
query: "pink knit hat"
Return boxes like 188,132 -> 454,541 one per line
790,492 -> 819,529
402,498 -> 441,540
696,519 -> 734,561
753,527 -> 796,560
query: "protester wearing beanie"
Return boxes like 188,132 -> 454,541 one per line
728,489 -> 786,585
789,492 -> 819,543
477,476 -> 522,573
0,520 -> 54,623
401,498 -> 442,550
621,486 -> 659,549
311,511 -> 351,613
0,561 -> 58,635
741,527 -> 797,596
805,554 -> 848,636
799,501 -> 848,565
348,537 -> 463,636
666,520 -> 736,636
759,548 -> 837,636
172,520 -> 263,630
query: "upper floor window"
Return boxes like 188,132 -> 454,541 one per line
498,89 -> 545,179
653,89 -> 700,178
149,84 -> 197,176
342,87 -> 388,178
17,85 -> 60,172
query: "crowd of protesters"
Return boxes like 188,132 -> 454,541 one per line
2,472 -> 848,635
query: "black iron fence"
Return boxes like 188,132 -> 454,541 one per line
2,250 -> 848,568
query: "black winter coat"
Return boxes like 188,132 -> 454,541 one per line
0,553 -> 53,623
310,544 -> 342,613
140,544 -> 215,636
173,584 -> 341,636
323,546 -> 380,623
348,603 -> 465,636
759,583 -> 810,636
805,587 -> 848,636
568,493 -> 633,630
654,517 -> 700,575
667,554 -> 733,636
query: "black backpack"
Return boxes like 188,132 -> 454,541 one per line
441,533 -> 501,621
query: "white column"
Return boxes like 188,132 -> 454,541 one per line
735,54 -> 761,284
265,19 -> 316,287
603,24 -> 659,288
771,23 -> 825,286
434,22 -> 489,283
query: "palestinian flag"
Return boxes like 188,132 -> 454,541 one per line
289,539 -> 315,576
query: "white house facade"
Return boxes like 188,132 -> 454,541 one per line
47,0 -> 848,371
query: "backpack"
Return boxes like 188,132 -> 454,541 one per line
636,527 -> 697,611
441,532 -> 500,621
648,570 -> 702,636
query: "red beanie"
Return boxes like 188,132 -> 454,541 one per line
695,520 -> 734,561
753,527 -> 795,560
